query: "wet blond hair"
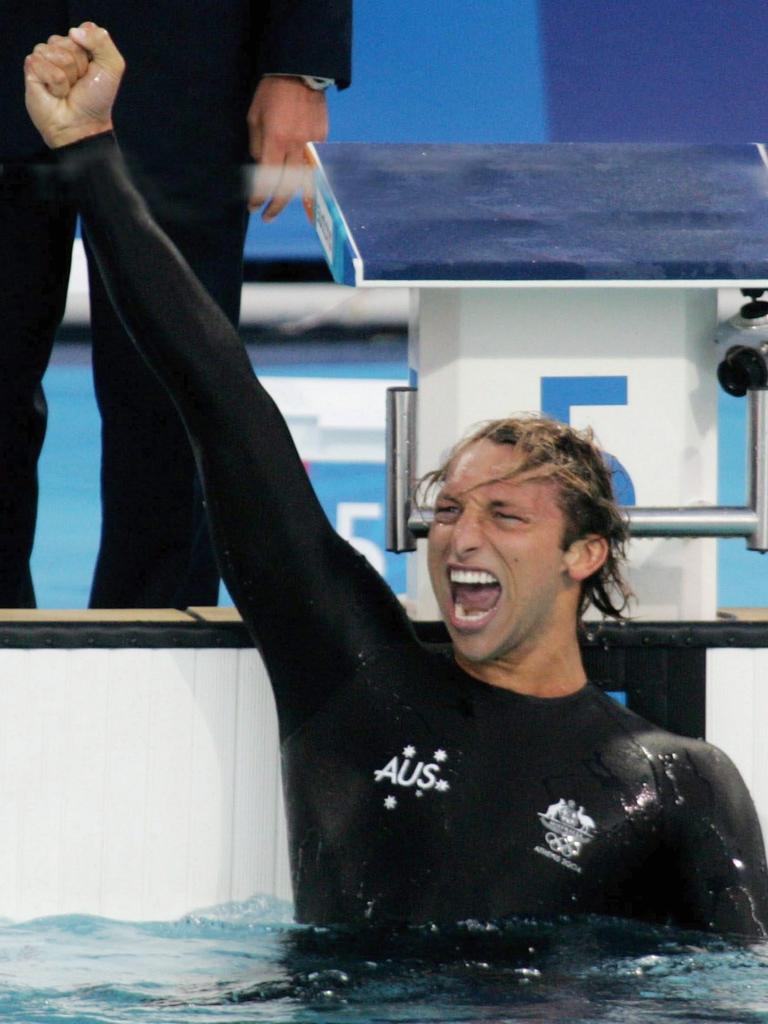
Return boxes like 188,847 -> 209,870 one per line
418,415 -> 632,620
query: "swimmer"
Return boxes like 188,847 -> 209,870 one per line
24,24 -> 768,936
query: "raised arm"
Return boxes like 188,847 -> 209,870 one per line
24,24 -> 413,734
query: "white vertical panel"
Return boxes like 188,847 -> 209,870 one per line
17,651 -> 74,919
56,652 -> 110,915
706,649 -> 757,788
751,651 -> 768,848
141,650 -> 197,918
0,646 -> 289,921
0,650 -> 67,919
230,650 -> 287,900
706,648 -> 768,843
0,650 -> 27,919
186,648 -> 238,908
99,650 -> 153,921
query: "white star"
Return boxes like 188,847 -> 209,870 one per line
435,779 -> 450,792
415,790 -> 424,798
403,744 -> 416,759
433,749 -> 447,762
384,795 -> 398,810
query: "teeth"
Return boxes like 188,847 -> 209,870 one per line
454,603 -> 489,623
449,569 -> 499,585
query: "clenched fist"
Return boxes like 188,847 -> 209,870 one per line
24,22 -> 125,148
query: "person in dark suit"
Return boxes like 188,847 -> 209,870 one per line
0,1 -> 351,608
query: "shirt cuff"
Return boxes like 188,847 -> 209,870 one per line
262,73 -> 334,91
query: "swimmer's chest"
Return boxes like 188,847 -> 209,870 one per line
283,663 -> 666,923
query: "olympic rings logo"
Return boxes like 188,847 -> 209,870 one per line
545,831 -> 582,859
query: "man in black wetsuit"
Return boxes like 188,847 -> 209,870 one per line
24,25 -> 768,937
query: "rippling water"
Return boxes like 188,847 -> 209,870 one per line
1,897 -> 768,1023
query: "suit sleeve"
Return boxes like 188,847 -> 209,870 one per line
255,0 -> 352,87
665,741 -> 768,937
56,133 -> 412,735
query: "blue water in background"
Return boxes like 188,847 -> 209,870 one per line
2,899 -> 768,1023
32,340 -> 410,608
32,341 -> 766,610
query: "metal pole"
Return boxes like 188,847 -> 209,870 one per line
626,506 -> 757,538
385,387 -> 418,552
405,503 -> 759,542
747,387 -> 768,552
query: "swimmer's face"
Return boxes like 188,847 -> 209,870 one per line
426,439 -> 607,676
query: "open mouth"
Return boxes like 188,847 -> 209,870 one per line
448,568 -> 501,628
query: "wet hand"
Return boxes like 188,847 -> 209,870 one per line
24,22 -> 125,148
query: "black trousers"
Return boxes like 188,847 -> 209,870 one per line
0,0 -> 254,607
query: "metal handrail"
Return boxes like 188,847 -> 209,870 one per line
386,386 -> 768,553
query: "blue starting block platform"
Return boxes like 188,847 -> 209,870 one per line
308,142 -> 768,286
307,142 -> 768,623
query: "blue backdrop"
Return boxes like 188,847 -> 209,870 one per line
251,0 -> 767,256
335,0 -> 765,144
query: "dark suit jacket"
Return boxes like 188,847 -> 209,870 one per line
1,0 -> 352,164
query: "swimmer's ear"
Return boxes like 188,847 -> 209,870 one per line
562,534 -> 609,582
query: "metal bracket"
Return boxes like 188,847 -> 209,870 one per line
385,387 -> 418,552
385,386 -> 768,553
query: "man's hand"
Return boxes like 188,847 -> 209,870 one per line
247,75 -> 329,222
24,22 -> 125,149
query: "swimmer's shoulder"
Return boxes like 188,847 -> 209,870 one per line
585,681 -> 743,786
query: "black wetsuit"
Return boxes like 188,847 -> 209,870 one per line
60,133 -> 768,937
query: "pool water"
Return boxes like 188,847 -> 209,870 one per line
3,897 -> 768,1023
33,340 -> 410,609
